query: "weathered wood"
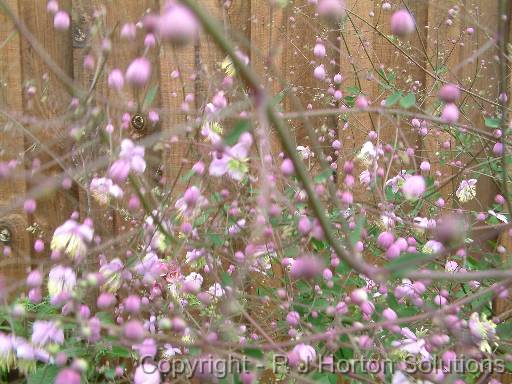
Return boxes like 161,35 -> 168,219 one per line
18,0 -> 79,265
0,0 -> 30,287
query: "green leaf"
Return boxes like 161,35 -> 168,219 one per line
224,119 -> 251,146
399,92 -> 416,109
346,86 -> 360,95
28,365 -> 60,384
485,117 -> 500,128
110,345 -> 132,358
314,168 -> 333,183
349,216 -> 365,246
386,92 -> 402,107
385,252 -> 433,274
243,347 -> 264,359
142,85 -> 159,110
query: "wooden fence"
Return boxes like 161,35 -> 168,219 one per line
0,0 -> 511,380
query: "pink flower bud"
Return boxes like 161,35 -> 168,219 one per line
290,255 -> 323,279
355,95 -> 369,109
493,142 -> 504,156
314,65 -> 326,80
159,4 -> 199,45
420,161 -> 431,172
441,103 -> 459,123
377,231 -> 395,249
401,175 -> 425,200
317,0 -> 346,21
126,57 -> 152,87
322,268 -> 333,280
55,369 -> 81,384
124,295 -> 141,314
97,292 -> 116,309
183,186 -> 200,206
47,0 -> 59,14
390,9 -> 415,37
382,307 -> 397,321
386,244 -> 401,260
108,69 -> 125,90
313,42 -> 326,58
286,311 -> 300,326
123,320 -> 145,341
298,216 -> 312,235
240,372 -> 256,384
281,158 -> 294,176
438,83 -> 460,102
120,23 -> 137,40
27,270 -> 43,287
34,239 -> 44,253
350,288 -> 368,305
54,11 -> 70,31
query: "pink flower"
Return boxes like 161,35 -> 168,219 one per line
126,57 -> 152,87
401,175 -> 426,200
50,219 -> 94,260
158,4 -> 199,45
317,0 -> 346,21
55,369 -> 81,384
54,11 -> 70,31
390,9 -> 415,37
441,103 -> 459,123
31,321 -> 64,346
286,311 -> 300,326
47,265 -> 76,302
292,343 -> 316,363
438,83 -> 460,102
109,139 -> 146,181
108,69 -> 125,90
209,133 -> 252,180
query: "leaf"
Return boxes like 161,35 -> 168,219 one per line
110,345 -> 132,358
28,365 -> 60,384
346,86 -> 360,95
385,252 -> 433,274
485,117 -> 500,128
349,216 -> 365,246
142,85 -> 159,110
399,92 -> 416,109
224,119 -> 251,146
386,92 -> 402,107
314,168 -> 333,183
243,347 -> 264,359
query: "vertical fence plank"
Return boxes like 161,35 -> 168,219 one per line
18,0 -> 79,265
0,0 -> 30,288
71,0 -> 115,247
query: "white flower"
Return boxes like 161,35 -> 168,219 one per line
208,283 -> 225,298
296,146 -> 314,160
386,171 -> 407,193
201,121 -> 222,144
359,170 -> 371,185
488,209 -> 509,223
456,179 -> 477,203
468,312 -> 497,353
422,240 -> 444,254
292,343 -> 316,363
47,265 -> 76,300
50,219 -> 94,260
392,330 -> 430,360
89,177 -> 123,205
413,217 -> 436,231
184,272 -> 203,287
357,141 -> 377,165
162,344 -> 182,359
445,260 -> 459,272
